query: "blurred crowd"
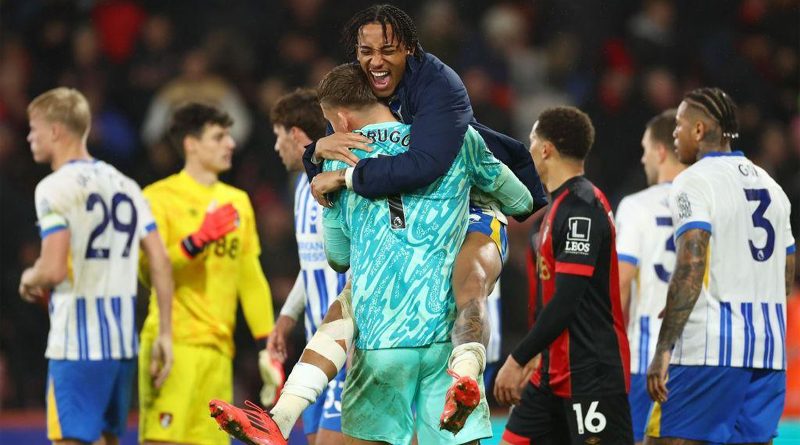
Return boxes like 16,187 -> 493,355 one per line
1,0 -> 797,410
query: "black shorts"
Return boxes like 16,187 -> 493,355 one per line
502,382 -> 633,445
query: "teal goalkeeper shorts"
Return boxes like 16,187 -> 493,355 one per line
341,342 -> 492,444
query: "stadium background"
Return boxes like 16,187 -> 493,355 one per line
0,0 -> 798,443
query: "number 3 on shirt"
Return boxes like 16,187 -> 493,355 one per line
744,188 -> 775,262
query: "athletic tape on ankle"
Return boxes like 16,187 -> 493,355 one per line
449,342 -> 487,373
305,326 -> 348,370
281,362 -> 329,403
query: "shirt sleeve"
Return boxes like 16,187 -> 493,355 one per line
511,273 -> 590,364
350,67 -> 472,198
238,196 -> 260,257
143,186 -> 194,270
464,130 -> 533,216
279,272 -> 306,320
236,194 -> 274,338
615,196 -> 643,266
322,197 -> 351,272
35,176 -> 69,238
237,254 -> 275,339
553,201 -> 609,278
130,182 -> 157,238
670,171 -> 712,239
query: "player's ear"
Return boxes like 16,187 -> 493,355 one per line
693,119 -> 705,142
289,126 -> 305,143
657,143 -> 668,163
183,134 -> 198,157
541,140 -> 554,160
337,111 -> 351,132
49,121 -> 63,142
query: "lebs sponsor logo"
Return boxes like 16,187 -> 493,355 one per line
565,217 -> 591,255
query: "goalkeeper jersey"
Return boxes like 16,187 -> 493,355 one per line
140,170 -> 274,358
323,122 -> 532,349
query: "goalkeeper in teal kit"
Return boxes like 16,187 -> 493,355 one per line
208,63 -> 533,445
320,63 -> 534,445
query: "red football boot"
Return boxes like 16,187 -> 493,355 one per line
209,399 -> 287,445
439,369 -> 481,434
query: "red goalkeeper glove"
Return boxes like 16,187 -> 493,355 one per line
181,203 -> 239,257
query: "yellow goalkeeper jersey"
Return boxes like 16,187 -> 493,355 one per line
140,170 -> 274,358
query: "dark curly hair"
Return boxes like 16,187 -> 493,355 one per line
167,102 -> 233,156
270,88 -> 326,141
534,106 -> 595,160
341,4 -> 423,59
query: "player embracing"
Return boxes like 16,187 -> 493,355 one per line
304,5 -> 548,431
210,64 -> 534,445
645,87 -> 795,445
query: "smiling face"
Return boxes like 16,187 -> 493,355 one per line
188,123 -> 235,174
356,22 -> 408,98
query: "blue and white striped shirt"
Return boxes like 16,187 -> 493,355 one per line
294,174 -> 348,339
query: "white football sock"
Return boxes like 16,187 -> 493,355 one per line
449,342 -> 487,381
270,362 -> 329,438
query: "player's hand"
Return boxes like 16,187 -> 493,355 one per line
267,315 -> 297,363
191,203 -> 239,246
314,132 -> 372,166
259,349 -> 285,408
310,170 -> 346,208
18,268 -> 48,303
646,349 -> 671,403
150,333 -> 173,389
521,354 -> 540,383
494,355 -> 525,406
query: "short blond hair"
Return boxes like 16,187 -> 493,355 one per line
27,87 -> 91,138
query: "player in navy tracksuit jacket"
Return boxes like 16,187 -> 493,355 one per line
303,5 -> 548,434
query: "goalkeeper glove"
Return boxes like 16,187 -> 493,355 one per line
181,203 -> 239,257
259,349 -> 285,408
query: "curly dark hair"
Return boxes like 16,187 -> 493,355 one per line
270,88 -> 326,141
341,4 -> 423,59
535,106 -> 595,160
168,102 -> 232,154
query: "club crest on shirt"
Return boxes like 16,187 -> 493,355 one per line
159,412 -> 172,428
565,217 -> 591,255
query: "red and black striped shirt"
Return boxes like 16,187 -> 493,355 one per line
513,176 -> 630,398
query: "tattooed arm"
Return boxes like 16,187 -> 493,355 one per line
646,228 -> 710,402
656,228 -> 710,353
